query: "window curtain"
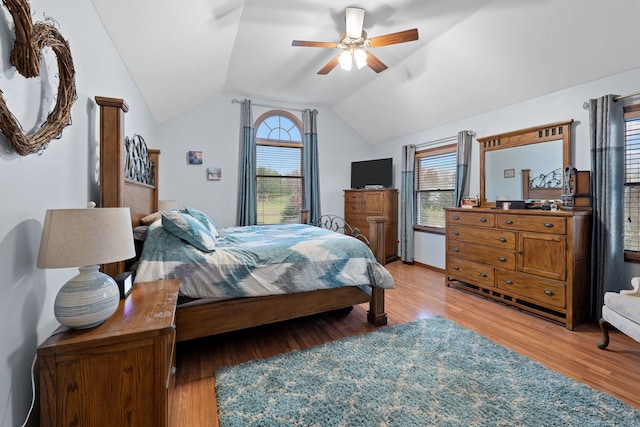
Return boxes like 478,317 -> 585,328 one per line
303,108 -> 321,224
236,99 -> 257,226
589,94 -> 624,319
454,130 -> 473,208
400,144 -> 416,263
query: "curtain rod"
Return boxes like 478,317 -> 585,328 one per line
583,91 -> 640,110
231,98 -> 307,113
414,131 -> 474,148
615,91 -> 640,101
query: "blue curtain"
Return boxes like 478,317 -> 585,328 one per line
236,99 -> 256,226
400,144 -> 416,263
303,109 -> 321,224
589,95 -> 624,319
454,131 -> 473,208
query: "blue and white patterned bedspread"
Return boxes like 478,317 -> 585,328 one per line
134,223 -> 394,299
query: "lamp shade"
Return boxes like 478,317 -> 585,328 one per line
38,207 -> 135,269
37,207 -> 136,329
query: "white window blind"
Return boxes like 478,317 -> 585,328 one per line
414,144 -> 457,229
625,112 -> 640,251
255,111 -> 304,225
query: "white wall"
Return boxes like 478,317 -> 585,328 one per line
0,1 -> 156,426
155,95 -> 374,227
370,66 -> 640,284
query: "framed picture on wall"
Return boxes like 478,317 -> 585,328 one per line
207,167 -> 221,181
188,151 -> 203,164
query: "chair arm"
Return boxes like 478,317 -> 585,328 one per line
621,277 -> 640,296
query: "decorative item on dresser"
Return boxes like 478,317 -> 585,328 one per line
38,279 -> 179,427
344,188 -> 398,263
445,208 -> 591,329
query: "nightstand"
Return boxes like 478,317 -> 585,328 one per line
38,279 -> 180,427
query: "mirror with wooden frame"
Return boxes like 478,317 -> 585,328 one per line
477,120 -> 573,207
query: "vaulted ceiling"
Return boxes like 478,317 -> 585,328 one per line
90,0 -> 640,144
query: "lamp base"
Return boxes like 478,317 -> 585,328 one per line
54,265 -> 120,329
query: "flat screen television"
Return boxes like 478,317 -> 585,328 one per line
350,157 -> 393,189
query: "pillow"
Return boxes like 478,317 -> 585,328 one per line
180,207 -> 220,238
133,225 -> 149,242
140,211 -> 161,225
161,211 -> 216,252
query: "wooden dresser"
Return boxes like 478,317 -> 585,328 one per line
445,208 -> 591,330
344,188 -> 398,263
38,279 -> 180,427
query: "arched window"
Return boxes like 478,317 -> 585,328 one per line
254,110 -> 304,224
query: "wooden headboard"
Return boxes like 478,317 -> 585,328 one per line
96,96 -> 160,277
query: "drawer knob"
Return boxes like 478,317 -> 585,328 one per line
453,215 -> 460,220
480,272 -> 487,278
453,231 -> 460,236
544,290 -> 554,296
453,265 -> 460,270
498,237 -> 507,243
480,218 -> 487,223
498,257 -> 507,262
172,324 -> 176,331
171,366 -> 177,376
505,279 -> 513,285
505,219 -> 513,225
544,223 -> 554,228
453,248 -> 460,252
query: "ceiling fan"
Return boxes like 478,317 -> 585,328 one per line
292,7 -> 419,75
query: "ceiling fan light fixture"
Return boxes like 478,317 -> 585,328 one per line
353,48 -> 367,69
339,50 -> 352,71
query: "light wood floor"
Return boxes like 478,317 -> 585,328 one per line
170,262 -> 640,426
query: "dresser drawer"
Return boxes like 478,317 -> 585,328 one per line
345,192 -> 364,203
447,242 -> 516,269
447,211 -> 495,227
447,258 -> 495,287
497,214 -> 566,234
448,226 -> 516,250
345,202 -> 364,214
496,269 -> 566,309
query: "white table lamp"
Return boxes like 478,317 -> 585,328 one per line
37,205 -> 135,329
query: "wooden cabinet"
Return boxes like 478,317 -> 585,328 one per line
38,279 -> 180,427
344,189 -> 398,263
445,208 -> 591,330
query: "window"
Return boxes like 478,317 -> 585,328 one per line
254,110 -> 304,225
624,105 -> 640,258
414,144 -> 457,231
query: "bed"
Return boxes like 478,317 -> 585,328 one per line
96,96 -> 393,342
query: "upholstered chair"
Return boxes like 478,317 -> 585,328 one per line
598,277 -> 640,349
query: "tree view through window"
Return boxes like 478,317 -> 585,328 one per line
255,111 -> 304,225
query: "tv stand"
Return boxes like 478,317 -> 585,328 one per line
344,188 -> 398,263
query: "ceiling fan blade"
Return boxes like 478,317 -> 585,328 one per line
292,40 -> 339,48
317,55 -> 340,75
366,51 -> 388,73
368,28 -> 419,48
345,7 -> 365,39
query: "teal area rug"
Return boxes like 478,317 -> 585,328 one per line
215,316 -> 640,426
